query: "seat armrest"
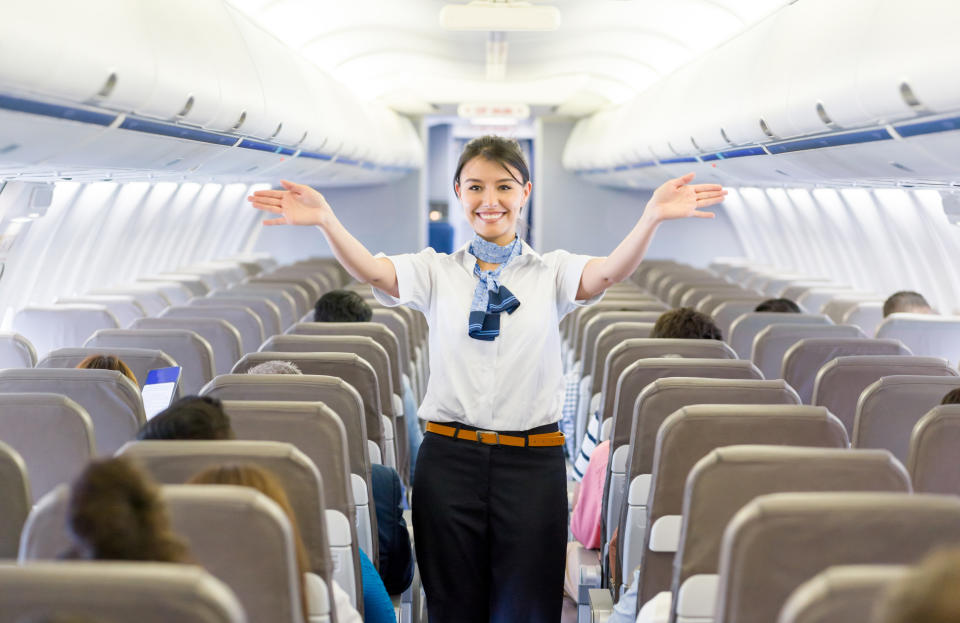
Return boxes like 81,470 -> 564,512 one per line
589,588 -> 614,623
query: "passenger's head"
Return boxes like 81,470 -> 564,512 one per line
188,464 -> 308,620
754,298 -> 802,313
136,395 -> 234,441
883,291 -> 933,317
66,457 -> 189,563
941,388 -> 960,405
878,548 -> 960,623
651,307 -> 723,340
246,360 -> 302,375
313,289 -> 372,323
76,354 -> 137,386
453,135 -> 532,246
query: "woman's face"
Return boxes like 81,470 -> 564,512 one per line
456,156 -> 532,246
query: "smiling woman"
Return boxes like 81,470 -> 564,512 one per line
247,134 -> 725,623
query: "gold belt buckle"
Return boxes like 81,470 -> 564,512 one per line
476,430 -> 501,445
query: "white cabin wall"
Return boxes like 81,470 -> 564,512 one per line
534,118 -> 745,265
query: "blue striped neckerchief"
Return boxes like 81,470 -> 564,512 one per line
467,234 -> 522,341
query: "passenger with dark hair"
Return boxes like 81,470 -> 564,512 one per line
136,396 -> 234,441
883,290 -> 934,317
249,134 -> 725,621
878,547 -> 960,623
313,289 -> 373,322
76,354 -> 138,386
64,456 -> 189,563
941,388 -> 960,405
651,307 -> 723,340
755,298 -> 802,313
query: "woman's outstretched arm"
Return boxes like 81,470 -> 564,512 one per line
248,180 -> 399,297
576,173 -> 726,300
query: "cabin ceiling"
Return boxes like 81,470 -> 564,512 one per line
229,0 -> 791,116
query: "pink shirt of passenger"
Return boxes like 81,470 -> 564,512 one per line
570,440 -> 610,549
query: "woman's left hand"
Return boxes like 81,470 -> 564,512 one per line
643,172 -> 726,223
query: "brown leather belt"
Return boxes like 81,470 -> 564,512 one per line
426,422 -> 565,448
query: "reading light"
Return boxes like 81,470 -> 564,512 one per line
440,1 -> 561,31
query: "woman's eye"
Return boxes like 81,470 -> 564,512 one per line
499,185 -> 512,191
469,185 -> 481,191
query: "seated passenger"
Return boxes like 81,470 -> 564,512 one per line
75,354 -> 138,385
883,290 -> 934,317
136,396 -> 234,441
64,456 -> 189,563
314,288 -> 422,478
188,464 -> 367,623
246,360 -> 302,375
941,388 -> 960,405
878,547 -> 960,623
755,298 -> 801,313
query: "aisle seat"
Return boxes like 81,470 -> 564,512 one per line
778,565 -> 908,623
38,346 -> 177,391
853,375 -> 960,462
13,304 -> 120,359
876,314 -> 960,367
200,292 -> 284,336
908,405 -> 960,495
752,324 -> 865,381
571,300 -> 668,361
0,393 -> 93,502
728,313 -> 832,359
0,368 -> 143,456
162,305 -> 264,355
579,312 -> 665,378
0,440 -> 29,559
0,332 -> 37,368
133,317 -> 242,376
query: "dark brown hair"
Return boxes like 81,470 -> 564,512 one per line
941,388 -> 960,405
76,354 -> 137,386
453,135 -> 530,192
883,290 -> 932,317
754,298 -> 801,313
651,307 -> 723,340
66,457 -> 190,563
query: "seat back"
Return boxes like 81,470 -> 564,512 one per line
711,299 -> 774,336
142,274 -> 211,297
784,338 -> 912,403
571,300 -> 667,357
193,294 -> 283,337
674,448 -> 909,623
0,440 -> 29,558
631,407 -> 850,603
371,308 -> 412,378
0,393 -> 93,502
752,324 -> 866,380
812,355 -> 957,436
200,373 -> 371,476
85,328 -> 215,395
133,317 -> 242,376
777,565 -> 908,623
37,346 -> 177,390
728,313 -> 833,359
876,314 -> 960,367
854,375 -> 960,462
797,289 -> 876,314
590,323 -> 657,394
0,369 -> 143,456
0,561 -> 245,623
580,312 -> 664,375
679,285 -> 752,310
842,302 -> 885,337
221,286 -> 298,330
244,279 -> 312,318
162,305 -> 264,355
56,295 -> 146,328
0,332 -> 37,368
13,305 -> 120,359
820,297 -> 882,326
715,492 -> 960,623
908,404 -> 960,494
134,279 -> 195,304
90,285 -> 174,315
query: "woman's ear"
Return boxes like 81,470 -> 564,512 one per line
454,182 -> 461,199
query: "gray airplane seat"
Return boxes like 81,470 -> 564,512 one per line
783,338 -> 913,404
37,346 -> 177,390
115,440 -> 355,609
728,313 -> 833,359
664,447 -> 910,623
908,404 -> 960,495
751,324 -> 866,381
133,317 -> 242,376
714,492 -> 960,623
195,293 -> 283,337
0,440 -> 29,559
162,305 -> 264,355
141,275 -> 209,298
85,328 -> 215,395
370,308 -> 413,376
0,368 -> 143,456
221,285 -> 298,330
842,302 -> 885,338
679,286 -> 752,310
619,405 -> 849,602
796,289 -> 877,316
580,312 -> 665,377
572,300 -> 668,355
0,332 -> 37,368
131,280 -> 194,305
200,373 -> 374,475
56,295 -> 146,328
20,485 -> 312,623
90,284 -> 175,316
256,273 -> 323,301
12,304 -> 120,359
812,355 -> 957,437
0,393 -> 93,503
777,565 -> 908,623
0,561 -> 245,623
696,296 -> 765,321
244,278 -> 312,317
820,298 -> 883,325
604,378 -> 801,574
854,376 -> 960,462
220,398 -> 376,564
876,314 -> 960,367
666,281 -> 733,309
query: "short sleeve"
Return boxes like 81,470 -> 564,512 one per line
370,248 -> 437,313
554,250 -> 605,318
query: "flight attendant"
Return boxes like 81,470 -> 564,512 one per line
248,135 -> 725,622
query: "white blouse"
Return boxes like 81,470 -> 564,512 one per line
373,240 -> 602,431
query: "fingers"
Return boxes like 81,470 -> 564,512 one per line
280,179 -> 307,193
249,201 -> 283,214
692,184 -> 725,193
695,191 -> 727,202
696,196 -> 726,208
249,190 -> 285,199
673,172 -> 696,187
262,217 -> 288,226
692,210 -> 716,219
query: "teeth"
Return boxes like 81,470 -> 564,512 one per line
478,212 -> 504,221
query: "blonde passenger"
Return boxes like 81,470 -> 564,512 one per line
878,548 -> 960,623
75,354 -> 137,386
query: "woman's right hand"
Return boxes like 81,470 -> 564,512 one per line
247,180 -> 334,228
